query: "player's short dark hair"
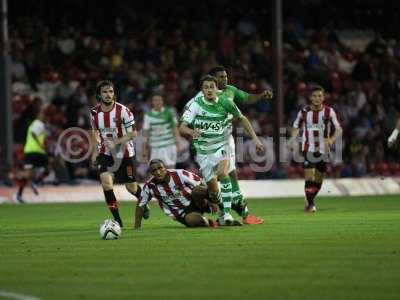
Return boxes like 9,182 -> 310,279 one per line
96,80 -> 115,100
310,85 -> 325,94
209,65 -> 226,76
149,159 -> 165,168
199,75 -> 218,89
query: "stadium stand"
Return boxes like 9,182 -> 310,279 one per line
8,0 -> 400,183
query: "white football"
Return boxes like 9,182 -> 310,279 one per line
99,219 -> 122,240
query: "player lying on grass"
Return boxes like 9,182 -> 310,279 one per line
134,159 -> 219,229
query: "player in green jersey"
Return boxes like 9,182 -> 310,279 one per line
210,65 -> 273,104
143,93 -> 181,168
184,66 -> 272,224
209,66 -> 272,224
180,75 -> 264,225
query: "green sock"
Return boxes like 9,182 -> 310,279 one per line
230,176 -> 243,204
220,176 -> 232,214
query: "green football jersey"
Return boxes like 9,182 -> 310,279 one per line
217,85 -> 249,132
143,107 -> 177,148
220,84 -> 250,104
181,95 -> 242,155
186,84 -> 250,109
184,85 -> 249,134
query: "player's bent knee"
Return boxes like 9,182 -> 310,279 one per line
314,170 -> 324,183
102,183 -> 113,191
229,170 -> 238,180
100,172 -> 113,190
100,179 -> 113,189
304,169 -> 315,181
208,190 -> 220,204
216,161 -> 230,178
185,213 -> 208,227
125,182 -> 137,192
25,169 -> 34,180
99,172 -> 112,181
217,171 -> 229,180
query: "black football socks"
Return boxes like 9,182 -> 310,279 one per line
103,189 -> 123,227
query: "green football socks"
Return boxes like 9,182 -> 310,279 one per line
220,176 -> 232,214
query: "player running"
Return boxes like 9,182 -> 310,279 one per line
15,105 -> 50,203
134,159 -> 218,229
142,93 -> 180,168
184,66 -> 272,224
180,75 -> 264,225
288,85 -> 342,212
90,80 -> 146,227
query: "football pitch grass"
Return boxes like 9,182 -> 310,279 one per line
1,196 -> 399,300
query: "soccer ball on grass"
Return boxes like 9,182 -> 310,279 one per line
99,219 -> 122,240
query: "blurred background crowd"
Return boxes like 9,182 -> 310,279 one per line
8,0 -> 400,183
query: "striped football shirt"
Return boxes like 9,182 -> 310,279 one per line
90,102 -> 136,158
293,105 -> 340,154
139,169 -> 203,218
142,107 -> 177,148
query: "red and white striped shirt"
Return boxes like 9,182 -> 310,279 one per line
139,169 -> 203,218
293,105 -> 340,154
91,102 -> 136,158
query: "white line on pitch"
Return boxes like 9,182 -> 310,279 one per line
0,290 -> 42,300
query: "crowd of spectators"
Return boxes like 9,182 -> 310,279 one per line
8,1 -> 400,182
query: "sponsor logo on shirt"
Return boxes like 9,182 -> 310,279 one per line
196,121 -> 223,131
100,128 -> 117,134
306,123 -> 325,131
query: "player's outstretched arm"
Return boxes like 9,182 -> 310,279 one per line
134,203 -> 144,230
238,115 -> 264,152
248,89 -> 274,104
388,118 -> 400,147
